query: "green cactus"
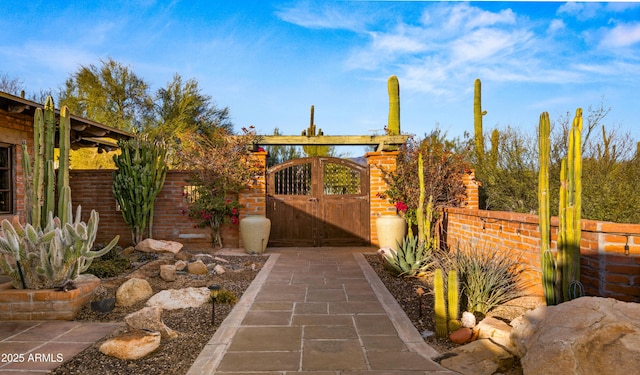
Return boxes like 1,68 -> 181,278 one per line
113,137 -> 168,244
538,109 -> 584,305
434,268 -> 448,338
382,235 -> 435,278
473,78 -> 487,164
387,75 -> 400,135
447,270 -> 459,326
416,153 -> 438,250
2,96 -> 119,289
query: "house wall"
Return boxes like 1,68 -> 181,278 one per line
0,109 -> 33,223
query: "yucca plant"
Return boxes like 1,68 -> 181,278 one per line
382,235 -> 436,278
453,244 -> 525,315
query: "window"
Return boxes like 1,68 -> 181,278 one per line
0,145 -> 13,213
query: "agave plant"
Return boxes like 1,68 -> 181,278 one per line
382,235 -> 436,278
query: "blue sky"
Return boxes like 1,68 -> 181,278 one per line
2,1 -> 640,155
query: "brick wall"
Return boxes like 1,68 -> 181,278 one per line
444,207 -> 640,302
366,151 -> 400,247
0,110 -> 33,223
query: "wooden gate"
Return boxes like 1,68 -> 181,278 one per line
266,157 -> 369,246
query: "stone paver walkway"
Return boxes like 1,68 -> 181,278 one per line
0,320 -> 123,374
188,247 -> 456,374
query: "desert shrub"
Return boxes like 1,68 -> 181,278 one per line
85,245 -> 131,278
213,289 -> 238,305
451,244 -> 525,315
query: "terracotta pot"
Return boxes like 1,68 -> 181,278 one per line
376,215 -> 407,249
240,215 -> 271,254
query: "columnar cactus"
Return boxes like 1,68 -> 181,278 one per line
433,268 -> 448,338
112,137 -> 168,244
416,153 -> 438,250
473,78 -> 487,164
0,96 -> 119,289
447,270 -> 459,329
387,75 -> 400,135
538,109 -> 584,305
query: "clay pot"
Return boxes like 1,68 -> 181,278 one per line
449,327 -> 473,344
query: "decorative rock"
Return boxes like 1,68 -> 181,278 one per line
476,316 -> 512,350
174,260 -> 187,271
511,297 -> 640,375
461,311 -> 476,328
213,264 -> 226,274
99,330 -> 161,360
91,298 -> 116,314
214,256 -> 229,263
116,278 -> 153,307
145,287 -> 211,310
160,265 -> 176,281
440,339 -> 514,375
135,238 -> 183,254
125,307 -> 178,339
121,246 -> 135,255
187,260 -> 208,275
174,252 -> 192,261
449,327 -> 473,344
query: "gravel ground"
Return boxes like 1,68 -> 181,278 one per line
51,252 -> 268,375
51,250 -> 541,375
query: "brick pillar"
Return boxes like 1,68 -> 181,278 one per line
238,151 -> 268,247
462,169 -> 479,209
366,151 -> 399,247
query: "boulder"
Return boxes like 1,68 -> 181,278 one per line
174,260 -> 187,271
511,296 -> 640,375
99,330 -> 161,360
175,252 -> 192,262
187,260 -> 208,275
145,287 -> 211,310
160,265 -> 176,281
125,307 -> 178,339
476,316 -> 513,350
116,278 -> 153,307
213,264 -> 226,274
440,339 -> 514,375
135,239 -> 183,254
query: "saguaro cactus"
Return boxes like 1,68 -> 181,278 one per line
473,78 -> 487,164
387,75 -> 400,135
538,112 -> 556,305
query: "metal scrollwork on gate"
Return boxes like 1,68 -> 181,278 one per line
272,162 -> 312,195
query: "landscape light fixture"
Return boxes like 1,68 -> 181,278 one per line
208,284 -> 220,325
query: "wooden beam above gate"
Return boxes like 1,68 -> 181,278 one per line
255,135 -> 410,151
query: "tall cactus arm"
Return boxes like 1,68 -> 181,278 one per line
387,75 -> 400,136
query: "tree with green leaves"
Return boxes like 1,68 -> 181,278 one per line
265,128 -> 302,168
59,58 -> 155,132
149,73 -> 233,148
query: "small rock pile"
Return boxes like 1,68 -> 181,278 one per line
98,239 -> 235,360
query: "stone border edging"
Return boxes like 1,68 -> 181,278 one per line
186,253 -> 280,375
354,252 -> 441,359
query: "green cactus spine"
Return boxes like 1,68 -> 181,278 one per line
387,75 -> 400,135
434,268 -> 448,338
473,78 -> 487,164
447,270 -> 459,327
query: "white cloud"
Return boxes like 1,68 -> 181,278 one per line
557,2 -> 603,21
599,22 -> 640,48
275,1 -> 366,31
548,19 -> 565,34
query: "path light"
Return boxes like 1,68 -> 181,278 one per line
208,284 -> 220,325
